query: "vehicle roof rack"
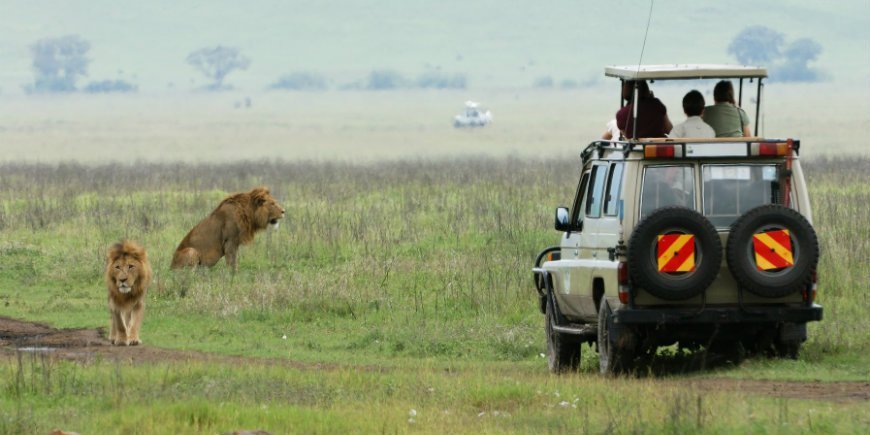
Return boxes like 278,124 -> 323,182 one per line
605,64 -> 767,81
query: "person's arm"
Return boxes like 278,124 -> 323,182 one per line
602,129 -> 614,140
663,113 -> 673,135
740,108 -> 752,137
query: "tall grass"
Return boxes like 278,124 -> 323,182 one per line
0,156 -> 867,363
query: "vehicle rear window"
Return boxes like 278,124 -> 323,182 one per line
702,164 -> 779,228
640,166 -> 695,219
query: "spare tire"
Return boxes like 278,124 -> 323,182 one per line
627,207 -> 722,300
726,205 -> 818,298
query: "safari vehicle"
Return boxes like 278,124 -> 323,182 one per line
453,100 -> 493,128
532,64 -> 822,374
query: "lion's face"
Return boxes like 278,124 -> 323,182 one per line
110,256 -> 143,294
265,198 -> 285,229
251,188 -> 285,230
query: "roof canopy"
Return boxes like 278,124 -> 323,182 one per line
605,64 -> 767,81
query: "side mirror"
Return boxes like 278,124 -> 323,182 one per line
554,207 -> 581,232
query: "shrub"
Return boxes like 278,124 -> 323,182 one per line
416,72 -> 467,89
268,72 -> 328,91
83,80 -> 138,93
533,76 -> 554,88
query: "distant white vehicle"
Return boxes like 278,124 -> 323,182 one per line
453,101 -> 492,128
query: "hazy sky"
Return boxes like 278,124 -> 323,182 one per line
2,0 -> 868,94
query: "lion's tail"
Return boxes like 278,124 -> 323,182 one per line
171,247 -> 201,269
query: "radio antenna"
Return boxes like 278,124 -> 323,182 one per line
632,0 -> 655,140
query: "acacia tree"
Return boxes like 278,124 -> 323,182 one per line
727,26 -> 785,65
28,35 -> 91,93
774,38 -> 824,82
186,46 -> 251,90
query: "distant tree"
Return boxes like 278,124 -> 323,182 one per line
26,35 -> 91,93
533,76 -> 554,88
186,46 -> 250,90
727,26 -> 785,65
83,80 -> 138,93
366,70 -> 405,90
773,38 -> 824,82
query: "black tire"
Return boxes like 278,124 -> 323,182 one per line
627,207 -> 722,301
545,294 -> 581,373
726,205 -> 819,298
597,301 -> 634,375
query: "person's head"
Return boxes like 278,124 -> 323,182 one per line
682,90 -> 705,116
713,80 -> 735,104
622,80 -> 651,101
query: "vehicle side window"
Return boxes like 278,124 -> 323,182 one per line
604,162 -> 624,216
585,164 -> 607,218
640,166 -> 695,219
571,172 -> 590,226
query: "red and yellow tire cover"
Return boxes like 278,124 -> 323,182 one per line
657,234 -> 696,272
752,229 -> 794,270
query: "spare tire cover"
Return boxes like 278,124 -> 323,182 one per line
726,204 -> 819,298
627,207 -> 722,301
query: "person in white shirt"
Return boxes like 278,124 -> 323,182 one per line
602,119 -> 621,140
668,90 -> 715,138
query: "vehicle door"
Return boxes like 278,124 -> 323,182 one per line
591,162 -> 625,312
558,163 -> 608,319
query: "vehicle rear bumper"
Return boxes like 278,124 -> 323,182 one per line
613,303 -> 823,325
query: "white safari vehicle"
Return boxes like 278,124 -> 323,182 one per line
532,65 -> 822,374
453,100 -> 493,128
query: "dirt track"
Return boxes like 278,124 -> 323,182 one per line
1,316 -> 867,403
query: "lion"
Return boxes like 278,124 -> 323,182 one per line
105,240 -> 151,346
171,186 -> 285,272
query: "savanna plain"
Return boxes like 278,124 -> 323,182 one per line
0,89 -> 868,434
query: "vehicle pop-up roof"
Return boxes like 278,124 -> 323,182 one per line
606,64 -> 767,137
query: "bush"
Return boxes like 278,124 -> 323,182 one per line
83,80 -> 138,93
416,72 -> 467,89
533,76 -> 554,88
268,72 -> 328,91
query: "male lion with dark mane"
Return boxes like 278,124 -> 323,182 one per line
171,186 -> 285,272
105,240 -> 151,346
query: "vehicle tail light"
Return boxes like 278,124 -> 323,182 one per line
644,144 -> 683,159
750,142 -> 789,157
618,261 -> 630,304
803,270 -> 818,302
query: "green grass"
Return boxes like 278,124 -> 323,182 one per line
0,156 -> 868,433
2,356 -> 868,434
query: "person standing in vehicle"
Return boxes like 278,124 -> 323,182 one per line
669,90 -> 715,138
616,80 -> 672,139
702,80 -> 752,137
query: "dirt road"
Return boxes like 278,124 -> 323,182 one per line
1,316 -> 867,403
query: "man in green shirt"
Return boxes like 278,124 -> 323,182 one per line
702,80 -> 752,137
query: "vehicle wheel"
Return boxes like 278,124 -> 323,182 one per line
774,340 -> 801,359
707,340 -> 746,364
774,322 -> 805,359
627,207 -> 722,300
545,294 -> 581,373
726,205 -> 819,298
597,301 -> 633,375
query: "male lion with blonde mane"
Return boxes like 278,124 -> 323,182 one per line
171,186 -> 285,272
105,240 -> 152,346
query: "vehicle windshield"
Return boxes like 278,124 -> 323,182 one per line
702,164 -> 779,228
